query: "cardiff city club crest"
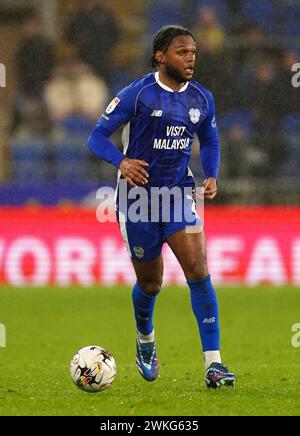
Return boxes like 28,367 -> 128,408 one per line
133,246 -> 144,259
189,108 -> 201,124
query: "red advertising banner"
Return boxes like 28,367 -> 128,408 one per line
0,207 -> 299,286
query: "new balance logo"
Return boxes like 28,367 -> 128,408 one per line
203,317 -> 216,324
151,110 -> 163,117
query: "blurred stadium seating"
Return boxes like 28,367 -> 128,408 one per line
9,139 -> 50,182
0,0 -> 299,205
218,110 -> 254,135
241,0 -> 275,33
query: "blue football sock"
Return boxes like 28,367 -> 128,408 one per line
187,275 -> 220,352
132,283 -> 157,336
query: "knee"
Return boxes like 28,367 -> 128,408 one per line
185,260 -> 209,282
138,278 -> 162,297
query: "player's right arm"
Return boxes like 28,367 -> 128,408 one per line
87,85 -> 149,187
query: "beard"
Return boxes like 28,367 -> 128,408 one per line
165,64 -> 189,83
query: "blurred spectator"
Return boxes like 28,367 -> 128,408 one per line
235,24 -> 268,73
12,11 -> 54,133
226,0 -> 245,34
224,125 -> 250,177
66,0 -> 120,83
16,12 -> 54,98
193,7 -> 225,55
12,98 -> 51,141
8,97 -> 53,184
44,50 -> 108,124
43,50 -> 109,184
243,60 -> 285,177
224,125 -> 269,178
192,7 -> 227,108
245,59 -> 280,128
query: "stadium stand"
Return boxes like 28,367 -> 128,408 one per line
0,0 -> 299,204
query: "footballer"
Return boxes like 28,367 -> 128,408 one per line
88,25 -> 237,389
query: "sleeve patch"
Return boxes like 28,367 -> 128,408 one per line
105,97 -> 120,114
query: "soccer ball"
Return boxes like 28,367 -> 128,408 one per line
70,345 -> 117,392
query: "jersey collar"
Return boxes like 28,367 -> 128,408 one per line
155,72 -> 189,93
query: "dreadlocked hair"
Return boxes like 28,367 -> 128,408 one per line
150,25 -> 195,69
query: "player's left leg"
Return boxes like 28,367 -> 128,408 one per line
166,229 -> 237,388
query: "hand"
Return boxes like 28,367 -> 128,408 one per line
202,178 -> 218,200
119,158 -> 149,187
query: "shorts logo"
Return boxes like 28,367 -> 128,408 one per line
105,97 -> 120,114
189,108 -> 201,124
133,246 -> 144,259
211,115 -> 217,128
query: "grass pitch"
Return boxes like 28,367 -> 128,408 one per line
0,285 -> 299,416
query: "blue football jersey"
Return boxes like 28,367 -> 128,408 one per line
96,72 -> 220,188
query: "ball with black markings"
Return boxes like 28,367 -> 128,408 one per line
70,345 -> 117,392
